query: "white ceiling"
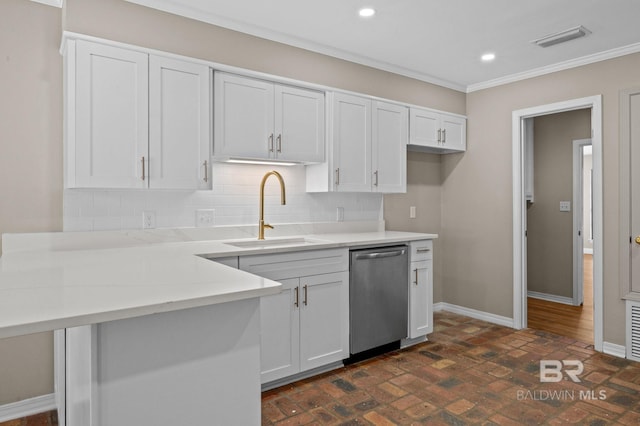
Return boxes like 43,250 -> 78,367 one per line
126,0 -> 640,92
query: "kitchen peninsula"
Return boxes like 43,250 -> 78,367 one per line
0,225 -> 436,425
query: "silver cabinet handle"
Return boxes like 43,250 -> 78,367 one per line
416,248 -> 431,253
203,160 -> 208,183
141,156 -> 146,181
335,168 -> 340,186
276,134 -> 282,153
303,284 -> 308,306
437,129 -> 442,143
268,134 -> 274,152
442,129 -> 446,144
413,268 -> 419,286
294,286 -> 299,308
374,170 -> 379,186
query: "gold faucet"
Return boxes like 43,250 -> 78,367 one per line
258,171 -> 286,240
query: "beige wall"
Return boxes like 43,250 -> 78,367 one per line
384,152 -> 443,302
0,0 -> 62,404
448,53 -> 640,345
527,110 -> 591,298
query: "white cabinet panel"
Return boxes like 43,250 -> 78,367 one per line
409,260 -> 433,338
240,249 -> 349,384
408,240 -> 434,339
149,56 -> 211,189
260,278 -> 300,383
74,40 -> 148,188
300,271 -> 350,371
214,72 -> 325,163
333,93 -> 372,192
214,73 -> 274,160
308,94 -> 406,193
373,101 -> 407,193
409,107 -> 466,153
275,85 -> 325,163
68,40 -> 211,189
440,114 -> 467,152
409,108 -> 439,147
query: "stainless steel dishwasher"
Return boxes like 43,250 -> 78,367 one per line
349,245 -> 408,355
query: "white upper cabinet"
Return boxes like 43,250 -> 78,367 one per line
149,56 -> 211,189
72,40 -> 149,188
213,72 -> 325,164
373,101 -> 408,193
409,107 -> 466,153
66,39 -> 211,189
307,93 -> 406,193
332,93 -> 372,192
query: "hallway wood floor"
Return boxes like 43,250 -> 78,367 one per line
528,254 -> 593,344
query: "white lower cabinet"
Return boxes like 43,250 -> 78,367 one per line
239,249 -> 349,384
408,240 -> 434,338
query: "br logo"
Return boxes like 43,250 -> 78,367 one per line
539,360 -> 584,382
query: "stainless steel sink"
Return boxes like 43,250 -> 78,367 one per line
224,237 -> 329,250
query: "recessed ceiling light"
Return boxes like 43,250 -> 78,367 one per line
358,7 -> 376,18
481,53 -> 496,62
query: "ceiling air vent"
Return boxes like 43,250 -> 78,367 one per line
532,25 -> 591,48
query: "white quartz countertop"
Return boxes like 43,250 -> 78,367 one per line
0,226 -> 437,339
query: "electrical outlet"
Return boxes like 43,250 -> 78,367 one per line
196,209 -> 215,227
409,206 -> 416,219
142,211 -> 156,229
336,207 -> 344,222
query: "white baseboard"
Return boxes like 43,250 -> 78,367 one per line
434,302 -> 514,328
602,341 -> 626,359
0,393 -> 56,422
527,291 -> 574,306
584,247 -> 594,255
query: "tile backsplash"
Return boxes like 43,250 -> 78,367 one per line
63,163 -> 383,232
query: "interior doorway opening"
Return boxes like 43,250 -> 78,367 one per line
512,95 -> 603,352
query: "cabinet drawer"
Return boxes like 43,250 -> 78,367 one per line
239,248 -> 348,280
410,240 -> 433,262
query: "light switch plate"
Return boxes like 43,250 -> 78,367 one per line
409,206 -> 416,219
559,201 -> 571,212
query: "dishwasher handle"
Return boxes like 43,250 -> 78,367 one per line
354,248 -> 406,260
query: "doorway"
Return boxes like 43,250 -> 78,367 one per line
512,95 -> 603,352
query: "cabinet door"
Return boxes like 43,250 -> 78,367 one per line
260,278 -> 300,383
299,272 -> 349,371
440,114 -> 466,152
409,108 -> 439,148
214,73 -> 274,160
275,85 -> 325,163
149,56 -> 211,189
372,101 -> 407,193
333,93 -> 372,192
408,259 -> 433,338
74,40 -> 148,188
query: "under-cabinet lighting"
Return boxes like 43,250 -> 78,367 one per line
226,159 -> 299,166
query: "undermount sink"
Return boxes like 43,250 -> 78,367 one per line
224,237 -> 329,250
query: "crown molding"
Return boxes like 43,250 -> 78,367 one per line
30,0 -> 63,7
467,41 -> 640,93
124,0 -> 466,92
